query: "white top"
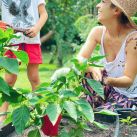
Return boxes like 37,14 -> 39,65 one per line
1,0 -> 45,44
100,27 -> 137,98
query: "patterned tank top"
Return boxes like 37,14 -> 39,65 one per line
100,27 -> 137,98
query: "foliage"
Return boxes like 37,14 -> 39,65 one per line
0,29 -> 118,136
28,55 -> 118,137
132,17 -> 137,25
120,116 -> 137,127
75,15 -> 99,41
42,0 -> 100,66
42,0 -> 137,66
0,28 -> 29,133
4,56 -> 118,136
0,28 -> 28,74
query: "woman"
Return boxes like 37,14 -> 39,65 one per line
78,0 -> 137,110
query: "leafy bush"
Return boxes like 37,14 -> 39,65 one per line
75,15 -> 99,41
0,28 -> 118,137
132,16 -> 137,25
0,28 -> 29,132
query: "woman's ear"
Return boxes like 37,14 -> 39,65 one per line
113,7 -> 122,16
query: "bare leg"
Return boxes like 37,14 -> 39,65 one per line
27,65 -> 57,137
0,73 -> 17,122
27,64 -> 40,91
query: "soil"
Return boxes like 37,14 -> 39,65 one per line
6,124 -> 137,137
6,112 -> 137,137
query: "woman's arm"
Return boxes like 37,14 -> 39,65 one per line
77,26 -> 103,81
77,26 -> 102,61
105,34 -> 137,87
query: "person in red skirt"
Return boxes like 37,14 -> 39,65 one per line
0,0 -> 49,133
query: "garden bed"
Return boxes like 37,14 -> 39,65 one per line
1,112 -> 137,137
7,124 -> 137,137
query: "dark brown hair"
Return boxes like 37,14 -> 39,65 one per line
110,3 -> 130,25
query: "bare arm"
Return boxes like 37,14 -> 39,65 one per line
35,3 -> 48,31
77,26 -> 103,81
105,34 -> 137,87
78,26 -> 102,60
26,4 -> 48,38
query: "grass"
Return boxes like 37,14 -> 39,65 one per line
1,52 -> 58,90
0,50 -> 77,90
14,63 -> 57,90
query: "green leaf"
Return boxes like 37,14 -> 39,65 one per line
89,63 -> 104,68
83,124 -> 92,131
4,113 -> 12,125
57,83 -> 64,91
58,76 -> 66,83
120,119 -> 128,123
34,87 -> 51,94
2,88 -> 25,103
59,128 -> 70,137
0,98 -> 3,106
71,58 -> 87,72
93,121 -> 108,130
0,77 -> 10,96
12,105 -> 30,134
71,58 -> 79,64
29,94 -> 42,106
79,86 -> 93,97
38,82 -> 51,88
86,78 -> 104,99
0,57 -> 19,75
60,90 -> 77,98
0,28 -> 15,44
35,104 -> 42,115
5,28 -> 14,35
89,55 -> 105,62
95,109 -> 119,116
9,34 -> 21,40
0,112 -> 10,117
12,50 -> 29,64
0,44 -> 3,51
63,101 -> 77,121
16,88 -> 30,94
29,96 -> 41,105
71,128 -> 84,137
28,129 -> 41,137
76,99 -> 94,123
46,104 -> 62,125
131,118 -> 137,121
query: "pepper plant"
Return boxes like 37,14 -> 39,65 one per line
0,28 -> 118,137
23,56 -> 117,137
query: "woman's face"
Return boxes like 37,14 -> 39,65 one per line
96,0 -> 115,24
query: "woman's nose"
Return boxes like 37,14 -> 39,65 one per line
96,3 -> 101,9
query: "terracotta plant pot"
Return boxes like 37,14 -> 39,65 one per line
41,114 -> 62,136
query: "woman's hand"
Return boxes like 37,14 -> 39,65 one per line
87,67 -> 103,81
103,77 -> 110,85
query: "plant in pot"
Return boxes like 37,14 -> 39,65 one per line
0,25 -> 118,137
25,57 -> 118,137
